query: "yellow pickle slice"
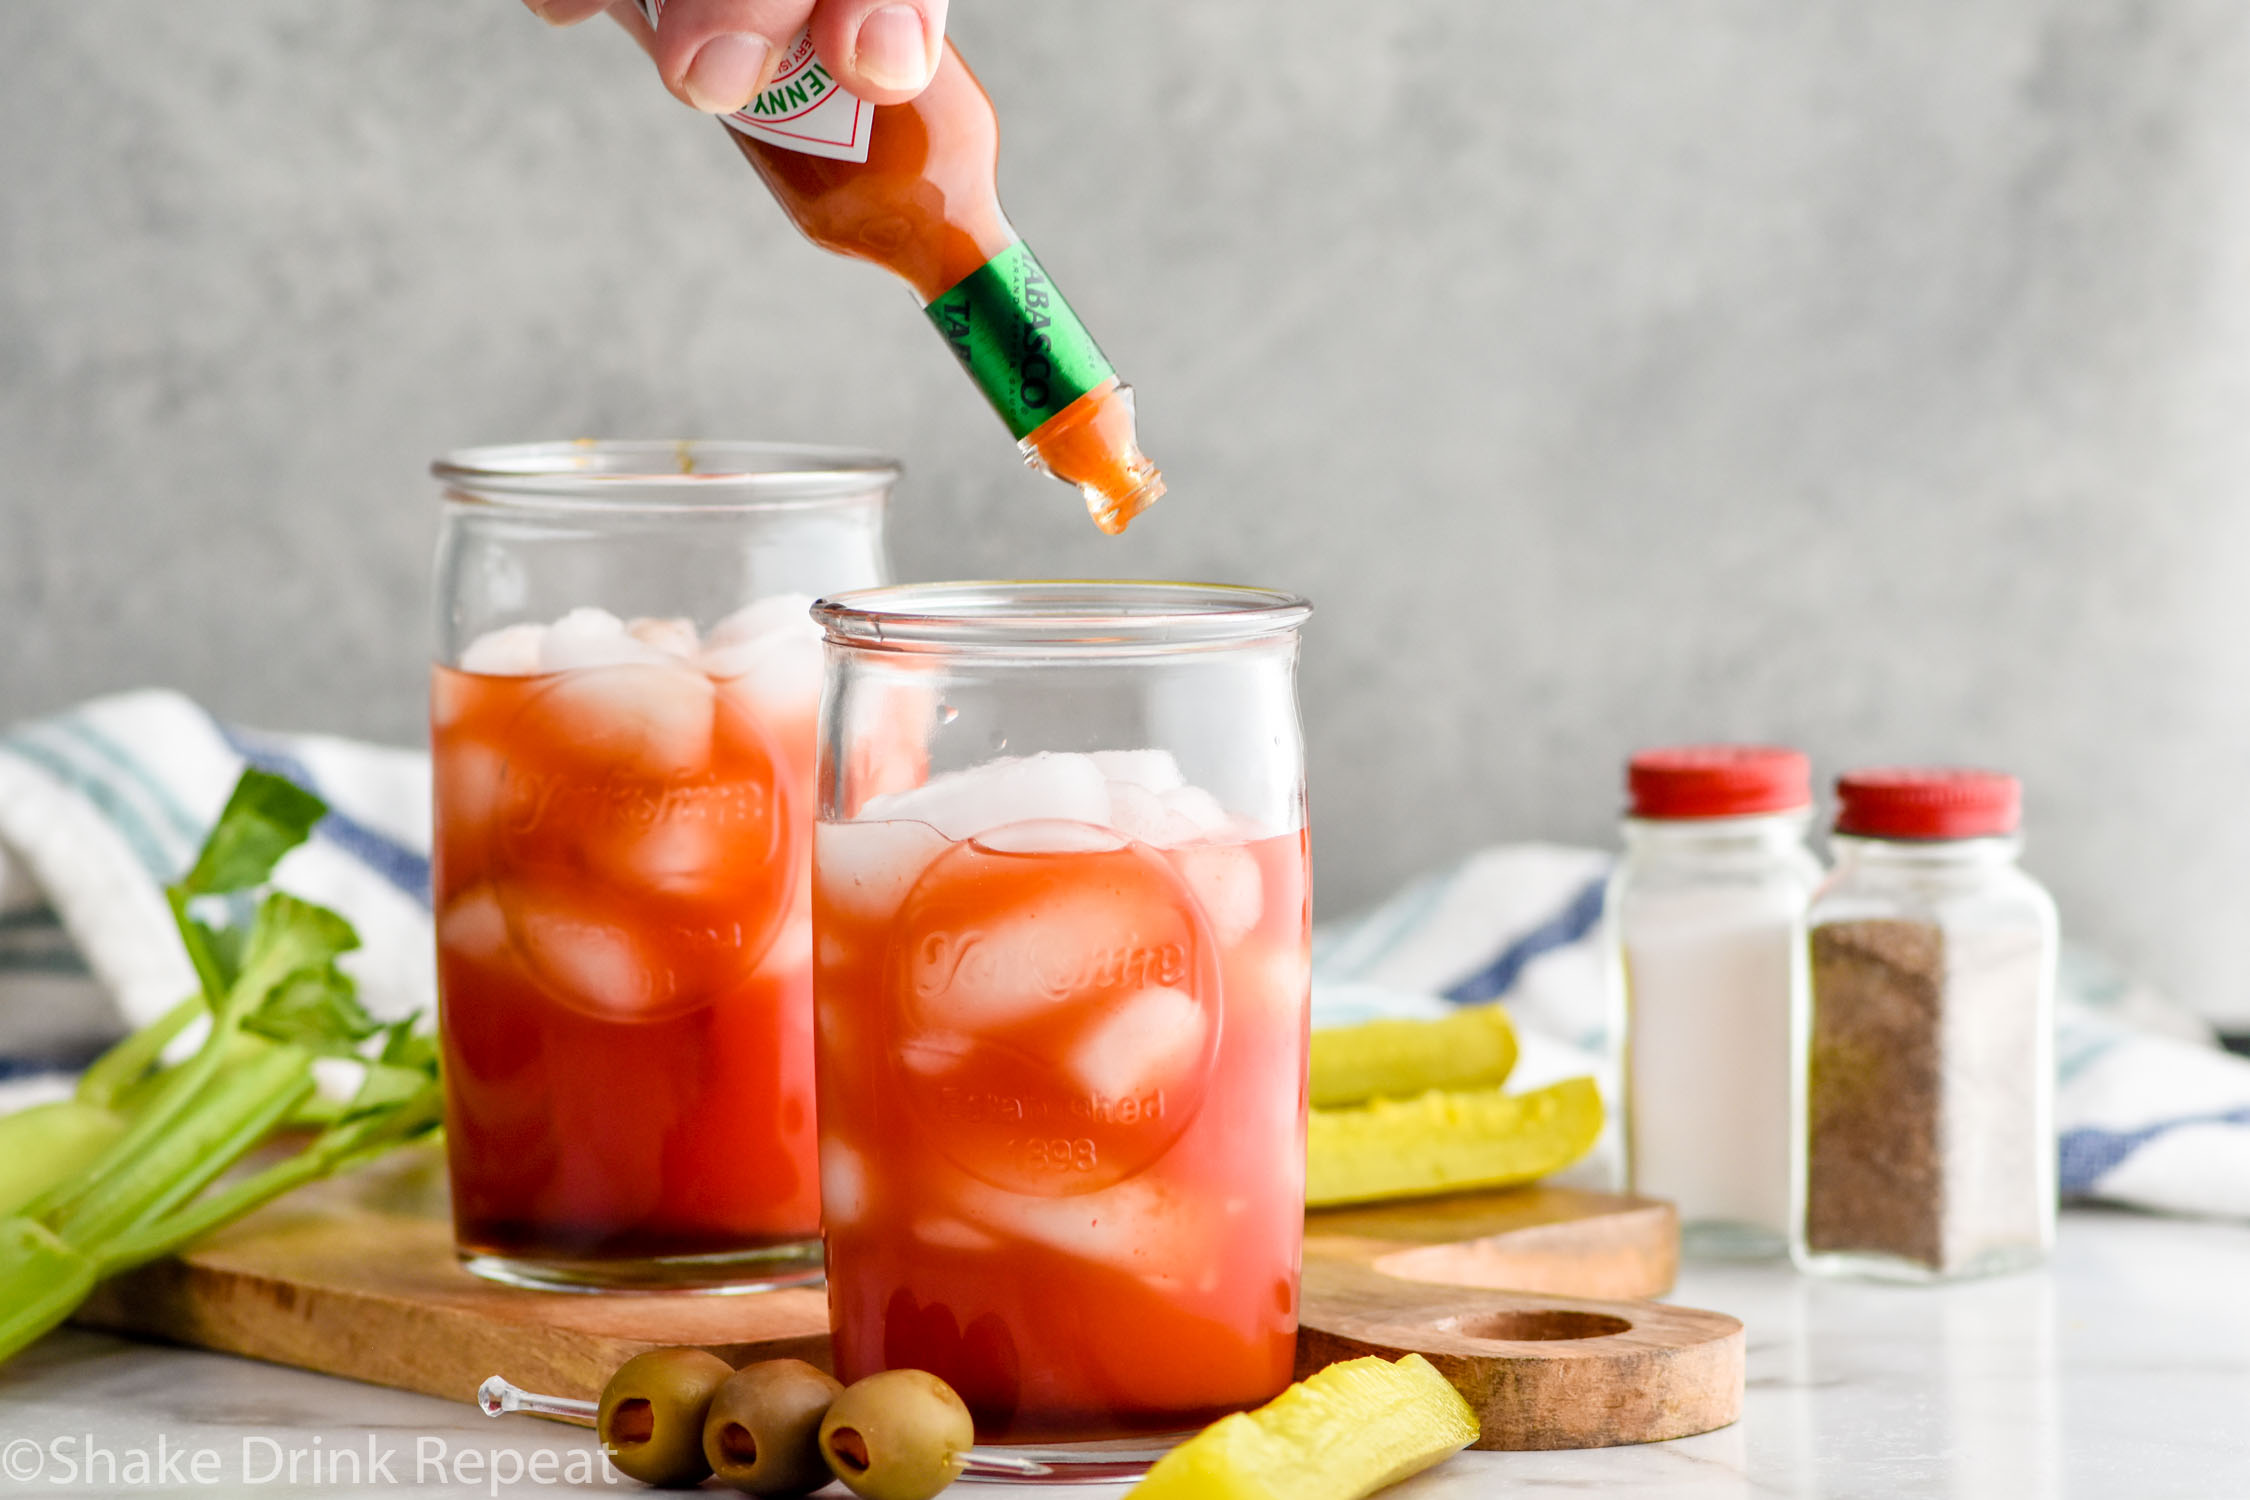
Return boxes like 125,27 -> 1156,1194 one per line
1306,1076 -> 1603,1207
1126,1353 -> 1479,1500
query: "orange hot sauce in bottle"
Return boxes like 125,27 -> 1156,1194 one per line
633,8 -> 1163,533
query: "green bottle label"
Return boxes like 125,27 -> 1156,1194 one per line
926,244 -> 1115,441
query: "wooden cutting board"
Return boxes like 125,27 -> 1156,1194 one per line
74,1150 -> 1734,1451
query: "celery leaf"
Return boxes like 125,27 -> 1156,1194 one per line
177,769 -> 326,898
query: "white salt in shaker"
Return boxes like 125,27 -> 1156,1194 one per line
1605,746 -> 1820,1257
1795,769 -> 2057,1282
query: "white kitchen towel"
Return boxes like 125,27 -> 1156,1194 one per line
0,690 -> 435,1109
1314,845 -> 2250,1223
1,691 -> 2244,1221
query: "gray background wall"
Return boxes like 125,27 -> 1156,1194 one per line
5,2 -> 2249,1023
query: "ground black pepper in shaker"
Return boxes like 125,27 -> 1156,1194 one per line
1795,769 -> 2057,1282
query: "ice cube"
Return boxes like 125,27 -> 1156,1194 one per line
501,893 -> 666,1019
437,884 -> 509,964
627,615 -> 700,660
751,857 -> 814,980
862,753 -> 1110,841
1224,938 -> 1313,1029
459,622 -> 548,677
914,1216 -> 1000,1252
821,1139 -> 868,1227
904,877 -> 1179,1035
971,820 -> 1127,855
816,819 -> 952,925
841,678 -> 937,808
1160,785 -> 1232,839
434,738 -> 507,842
1068,985 -> 1210,1101
1088,749 -> 1184,794
540,606 -> 670,671
1175,843 -> 1263,947
705,593 -> 819,651
709,626 -> 823,720
603,809 -> 727,899
1106,782 -> 1202,846
702,595 -> 819,691
523,660 -> 717,779
959,1176 -> 1214,1288
899,1029 -> 973,1076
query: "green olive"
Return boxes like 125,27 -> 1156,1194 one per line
597,1346 -> 734,1488
702,1358 -> 845,1496
818,1369 -> 975,1500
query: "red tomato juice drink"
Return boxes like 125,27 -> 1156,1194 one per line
813,751 -> 1313,1440
433,599 -> 833,1287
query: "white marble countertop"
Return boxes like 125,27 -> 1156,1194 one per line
1,1207 -> 2244,1498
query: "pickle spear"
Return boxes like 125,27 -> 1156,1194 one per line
1126,1354 -> 1477,1500
1308,1004 -> 1518,1108
1306,1076 -> 1603,1208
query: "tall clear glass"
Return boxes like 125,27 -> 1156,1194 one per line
430,440 -> 891,1290
811,582 -> 1313,1441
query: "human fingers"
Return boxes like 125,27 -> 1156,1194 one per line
632,0 -> 821,114
804,0 -> 948,107
522,0 -> 615,26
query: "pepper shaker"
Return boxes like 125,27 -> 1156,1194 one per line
1796,768 -> 2058,1281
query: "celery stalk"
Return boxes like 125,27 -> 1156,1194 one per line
75,995 -> 203,1111
19,1012 -> 247,1227
94,1087 -> 443,1279
0,768 -> 444,1369
0,1221 -> 98,1362
51,1042 -> 315,1249
0,1102 -> 127,1219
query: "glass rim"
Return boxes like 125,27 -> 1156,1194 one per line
432,440 -> 900,513
813,580 -> 1313,649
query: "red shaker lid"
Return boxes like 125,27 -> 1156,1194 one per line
1627,745 -> 1811,820
1833,767 -> 2021,839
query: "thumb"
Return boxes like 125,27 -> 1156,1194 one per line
806,0 -> 949,107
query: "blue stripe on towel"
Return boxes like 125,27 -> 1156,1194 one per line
0,733 -> 178,882
2058,1107 -> 2250,1194
214,725 -> 432,910
55,716 -> 206,847
0,1045 -> 106,1082
1442,874 -> 1609,1006
0,948 -> 94,977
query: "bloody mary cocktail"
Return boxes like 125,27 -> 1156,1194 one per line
810,581 -> 1316,1442
430,440 -> 892,1289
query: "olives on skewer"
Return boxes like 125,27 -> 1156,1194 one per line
597,1347 -> 734,1488
818,1368 -> 977,1500
703,1359 -> 846,1497
542,1351 -> 979,1497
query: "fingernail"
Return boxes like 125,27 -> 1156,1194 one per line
683,32 -> 772,113
853,5 -> 931,92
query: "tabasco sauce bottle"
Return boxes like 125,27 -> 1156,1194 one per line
633,4 -> 1164,533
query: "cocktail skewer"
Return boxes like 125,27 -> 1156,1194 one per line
476,1376 -> 1058,1479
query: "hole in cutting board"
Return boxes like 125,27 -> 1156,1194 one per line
1444,1309 -> 1632,1343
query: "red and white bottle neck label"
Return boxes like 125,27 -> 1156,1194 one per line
632,1 -> 876,162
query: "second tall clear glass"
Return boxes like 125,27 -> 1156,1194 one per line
810,582 -> 1313,1441
431,440 -> 890,1291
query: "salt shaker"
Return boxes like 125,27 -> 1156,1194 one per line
1796,768 -> 2057,1282
1607,746 -> 1821,1257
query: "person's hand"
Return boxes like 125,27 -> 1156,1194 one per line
528,0 -> 949,113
